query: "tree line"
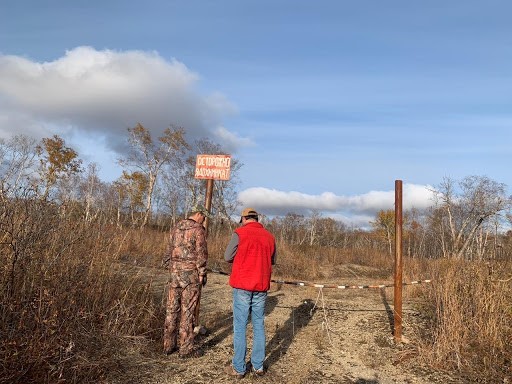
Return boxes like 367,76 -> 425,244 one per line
2,126 -> 511,261
0,125 -> 241,231
368,176 -> 512,260
262,179 -> 512,261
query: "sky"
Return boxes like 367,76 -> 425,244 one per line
1,1 -> 511,227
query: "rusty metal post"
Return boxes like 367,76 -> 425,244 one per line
204,179 -> 214,236
394,180 -> 403,342
195,178 -> 214,328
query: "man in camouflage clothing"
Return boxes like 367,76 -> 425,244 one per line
163,204 -> 210,358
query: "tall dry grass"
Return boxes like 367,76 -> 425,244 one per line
2,204 -> 511,383
255,234 -> 512,381
415,259 -> 512,381
0,199 -> 164,383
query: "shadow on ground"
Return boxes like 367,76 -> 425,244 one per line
265,297 -> 317,368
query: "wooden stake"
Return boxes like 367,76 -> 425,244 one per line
195,179 -> 214,327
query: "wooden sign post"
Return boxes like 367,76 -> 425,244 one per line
193,154 -> 231,328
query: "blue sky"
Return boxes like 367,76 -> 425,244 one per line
1,1 -> 511,226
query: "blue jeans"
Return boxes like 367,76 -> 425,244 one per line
232,288 -> 267,374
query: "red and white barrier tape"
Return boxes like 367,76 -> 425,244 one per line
206,268 -> 431,289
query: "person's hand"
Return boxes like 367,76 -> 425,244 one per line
200,274 -> 207,287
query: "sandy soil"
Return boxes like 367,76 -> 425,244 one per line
107,266 -> 460,384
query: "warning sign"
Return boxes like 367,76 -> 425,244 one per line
194,154 -> 231,181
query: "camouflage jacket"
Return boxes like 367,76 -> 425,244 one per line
164,218 -> 208,279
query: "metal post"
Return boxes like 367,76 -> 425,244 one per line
394,180 -> 403,342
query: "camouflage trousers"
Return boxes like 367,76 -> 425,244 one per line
163,279 -> 200,355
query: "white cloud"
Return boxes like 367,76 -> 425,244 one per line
0,46 -> 247,158
237,183 -> 435,227
214,126 -> 254,152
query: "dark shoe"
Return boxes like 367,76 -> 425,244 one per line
224,365 -> 245,379
252,367 -> 265,377
163,346 -> 178,355
179,349 -> 204,358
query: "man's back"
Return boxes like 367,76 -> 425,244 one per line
229,221 -> 275,292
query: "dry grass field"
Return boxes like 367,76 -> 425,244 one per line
1,203 -> 511,383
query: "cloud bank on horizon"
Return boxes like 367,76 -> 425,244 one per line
238,183 -> 435,227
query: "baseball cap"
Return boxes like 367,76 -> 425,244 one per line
239,207 -> 259,223
191,204 -> 212,218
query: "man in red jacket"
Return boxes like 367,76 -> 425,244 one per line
224,208 -> 276,378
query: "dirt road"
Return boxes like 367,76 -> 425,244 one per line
108,267 -> 457,384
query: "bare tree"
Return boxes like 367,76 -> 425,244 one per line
304,210 -> 321,246
431,176 -> 511,259
157,157 -> 191,228
403,208 -> 427,258
118,124 -> 190,228
117,171 -> 148,227
371,209 -> 395,257
0,135 -> 38,198
79,163 -> 103,222
274,213 -> 307,245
